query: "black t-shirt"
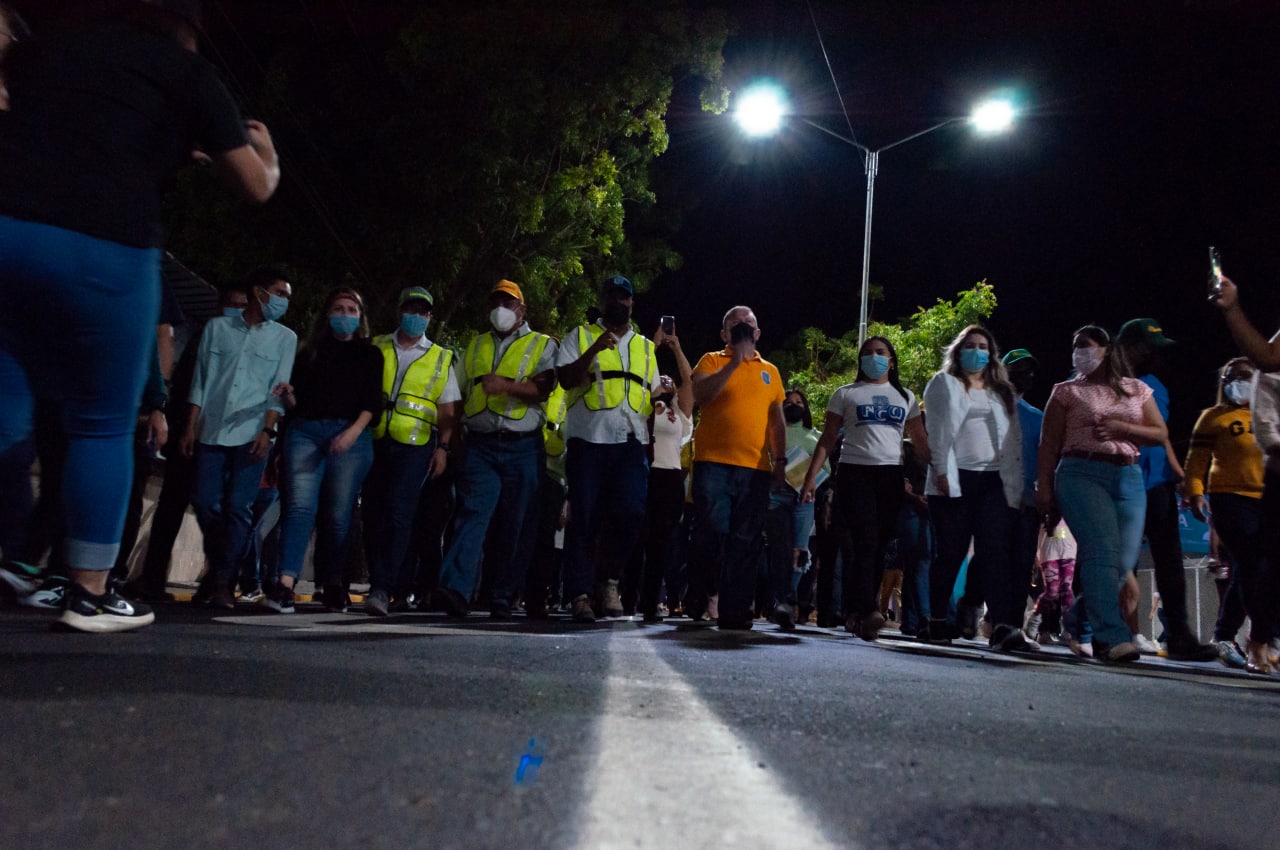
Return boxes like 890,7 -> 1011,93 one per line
0,21 -> 248,248
291,335 -> 386,424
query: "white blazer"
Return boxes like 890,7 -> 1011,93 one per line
922,371 -> 1023,508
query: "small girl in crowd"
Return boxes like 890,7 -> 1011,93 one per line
1026,519 -> 1076,644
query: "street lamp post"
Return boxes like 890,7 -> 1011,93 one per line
735,86 -> 1014,349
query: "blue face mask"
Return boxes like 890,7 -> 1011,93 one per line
960,348 -> 990,374
329,313 -> 360,336
222,307 -> 244,319
400,312 -> 429,338
860,353 -> 890,380
261,292 -> 289,323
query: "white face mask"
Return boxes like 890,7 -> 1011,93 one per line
1072,346 -> 1105,377
489,306 -> 518,333
1224,380 -> 1251,406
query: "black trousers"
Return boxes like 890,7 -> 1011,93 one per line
1143,481 -> 1194,643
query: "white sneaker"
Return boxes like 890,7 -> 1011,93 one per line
1132,633 -> 1161,655
19,576 -> 70,610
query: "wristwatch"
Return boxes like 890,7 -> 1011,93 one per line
262,427 -> 278,438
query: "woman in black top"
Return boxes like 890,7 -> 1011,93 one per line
0,2 -> 278,632
267,288 -> 383,613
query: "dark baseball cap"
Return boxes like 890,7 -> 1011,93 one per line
599,275 -> 633,297
1117,318 -> 1174,347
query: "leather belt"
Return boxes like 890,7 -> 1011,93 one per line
1062,449 -> 1136,466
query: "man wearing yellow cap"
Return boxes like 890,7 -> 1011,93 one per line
361,286 -> 460,616
436,279 -> 558,619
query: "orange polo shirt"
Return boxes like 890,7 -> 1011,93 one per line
692,349 -> 785,471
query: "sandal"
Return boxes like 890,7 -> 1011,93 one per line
1245,640 -> 1274,676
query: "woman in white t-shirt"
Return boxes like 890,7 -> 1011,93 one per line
637,324 -> 694,622
922,325 -> 1025,650
801,336 -> 928,640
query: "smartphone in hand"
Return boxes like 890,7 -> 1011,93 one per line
660,314 -> 675,335
1208,246 -> 1223,300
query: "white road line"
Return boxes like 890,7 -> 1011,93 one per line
578,632 -> 847,849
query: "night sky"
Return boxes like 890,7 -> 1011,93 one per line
13,0 -> 1280,444
645,0 -> 1280,444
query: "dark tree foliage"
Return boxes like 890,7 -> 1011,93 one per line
165,1 -> 728,343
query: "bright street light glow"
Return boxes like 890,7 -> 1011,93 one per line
734,84 -> 787,136
970,99 -> 1015,133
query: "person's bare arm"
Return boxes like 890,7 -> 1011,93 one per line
1214,276 -> 1280,371
210,120 -> 280,203
802,413 -> 843,503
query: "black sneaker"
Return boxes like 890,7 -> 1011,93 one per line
322,585 -> 350,613
58,583 -> 155,633
259,584 -> 295,614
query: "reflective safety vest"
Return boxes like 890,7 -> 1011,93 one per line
542,383 -> 569,459
570,324 -> 656,415
372,334 -> 453,446
463,330 -> 553,421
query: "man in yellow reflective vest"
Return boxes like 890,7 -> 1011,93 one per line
556,275 -> 659,622
436,279 -> 558,619
361,286 -> 460,616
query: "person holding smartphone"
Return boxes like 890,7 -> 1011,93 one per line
686,306 -> 787,630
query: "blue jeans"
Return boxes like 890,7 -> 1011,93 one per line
766,489 -> 801,607
277,419 -> 374,584
192,442 -> 270,588
563,437 -> 648,600
1054,457 -> 1146,649
896,503 -> 934,633
236,486 -> 280,591
363,437 -> 436,595
689,461 -> 772,622
438,431 -> 542,606
0,216 -> 159,569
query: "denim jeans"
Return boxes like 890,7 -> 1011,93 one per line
192,442 -> 270,588
896,503 -> 933,633
1054,457 -> 1146,649
363,437 -> 435,595
277,419 -> 374,584
689,461 -> 772,622
438,431 -> 542,606
562,437 -> 648,601
766,488 -> 801,608
0,216 -> 159,569
236,487 -> 280,591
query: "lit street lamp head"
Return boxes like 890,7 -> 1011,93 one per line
971,99 -> 1015,134
734,83 -> 787,137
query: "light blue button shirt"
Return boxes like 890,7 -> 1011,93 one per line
188,315 -> 297,447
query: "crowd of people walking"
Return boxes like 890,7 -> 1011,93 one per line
1,2 -> 1278,680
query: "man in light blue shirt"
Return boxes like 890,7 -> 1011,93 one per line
180,267 -> 296,609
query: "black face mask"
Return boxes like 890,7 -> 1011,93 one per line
783,404 -> 804,424
601,301 -> 630,327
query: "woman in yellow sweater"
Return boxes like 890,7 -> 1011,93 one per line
1185,357 -> 1270,673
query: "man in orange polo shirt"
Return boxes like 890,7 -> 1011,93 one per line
688,306 -> 787,629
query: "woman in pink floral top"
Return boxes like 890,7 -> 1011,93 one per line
1036,325 -> 1168,663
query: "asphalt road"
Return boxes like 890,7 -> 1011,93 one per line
2,603 -> 1278,849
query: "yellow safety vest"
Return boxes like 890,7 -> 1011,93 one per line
463,330 -> 553,421
542,383 -> 569,459
570,324 -> 656,415
372,334 -> 453,446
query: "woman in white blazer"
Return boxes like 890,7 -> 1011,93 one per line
922,325 -> 1027,650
